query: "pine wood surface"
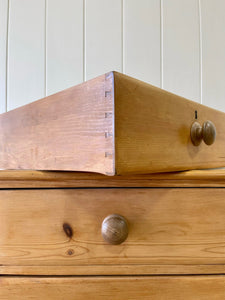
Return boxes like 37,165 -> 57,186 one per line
114,72 -> 225,174
1,276 -> 225,299
1,71 -> 225,175
0,169 -> 225,188
2,264 -> 225,276
0,72 -> 114,175
1,188 -> 225,275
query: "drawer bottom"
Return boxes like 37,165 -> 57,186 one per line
0,275 -> 224,299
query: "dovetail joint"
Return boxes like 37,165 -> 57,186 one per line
105,152 -> 113,158
105,112 -> 113,118
105,132 -> 113,138
105,90 -> 111,97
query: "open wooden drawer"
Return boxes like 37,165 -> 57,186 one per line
0,72 -> 224,175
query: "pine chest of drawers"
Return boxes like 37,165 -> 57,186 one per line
1,169 -> 225,299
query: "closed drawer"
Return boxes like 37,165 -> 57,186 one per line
1,275 -> 225,299
1,188 -> 225,275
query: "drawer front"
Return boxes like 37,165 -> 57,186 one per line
1,275 -> 225,299
1,188 -> 225,274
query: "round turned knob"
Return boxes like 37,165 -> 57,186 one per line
191,120 -> 216,146
101,214 -> 128,245
202,120 -> 216,145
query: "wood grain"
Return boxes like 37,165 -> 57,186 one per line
0,72 -> 225,175
1,188 -> 225,274
0,72 -> 114,175
0,169 -> 224,188
2,71 -> 225,175
2,264 -> 225,276
114,72 -> 225,174
1,276 -> 225,299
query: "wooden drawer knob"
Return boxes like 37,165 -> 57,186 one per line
101,214 -> 128,245
191,120 -> 216,146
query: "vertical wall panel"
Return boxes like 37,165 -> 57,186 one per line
46,0 -> 83,96
201,0 -> 225,112
85,0 -> 122,80
0,0 -> 8,113
124,0 -> 160,86
7,0 -> 45,110
162,0 -> 200,102
3,0 -> 225,112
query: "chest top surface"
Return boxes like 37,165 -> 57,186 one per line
0,169 -> 225,188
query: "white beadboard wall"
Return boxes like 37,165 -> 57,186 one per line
0,0 -> 224,111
